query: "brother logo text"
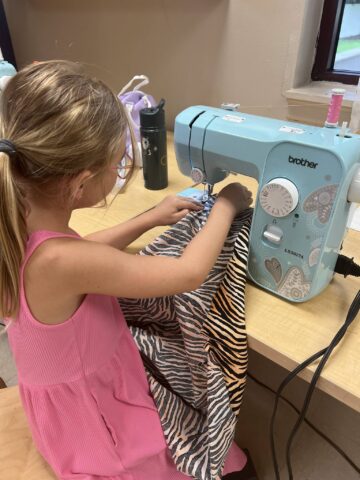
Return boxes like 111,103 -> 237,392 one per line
288,155 -> 318,169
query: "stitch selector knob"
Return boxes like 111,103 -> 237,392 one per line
260,178 -> 299,217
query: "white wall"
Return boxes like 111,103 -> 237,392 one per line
4,0 -> 322,128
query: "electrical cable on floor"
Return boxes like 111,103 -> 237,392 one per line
268,288 -> 360,480
247,372 -> 360,476
284,290 -> 360,480
269,345 -> 327,479
266,253 -> 360,480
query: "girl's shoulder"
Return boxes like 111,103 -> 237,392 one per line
23,233 -> 91,325
25,230 -> 84,276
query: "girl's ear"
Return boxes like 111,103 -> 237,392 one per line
70,170 -> 93,201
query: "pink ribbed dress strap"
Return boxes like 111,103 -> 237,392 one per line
24,230 -> 81,265
19,229 -> 82,315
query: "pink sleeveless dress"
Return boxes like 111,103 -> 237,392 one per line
6,231 -> 247,480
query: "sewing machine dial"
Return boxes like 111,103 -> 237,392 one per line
259,178 -> 299,217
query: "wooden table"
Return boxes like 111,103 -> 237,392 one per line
1,134 -> 359,479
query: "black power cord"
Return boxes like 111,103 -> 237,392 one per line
247,373 -> 360,475
335,254 -> 360,278
284,291 -> 360,479
270,291 -> 360,479
269,253 -> 360,480
270,346 -> 327,479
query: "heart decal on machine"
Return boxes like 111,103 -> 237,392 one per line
265,257 -> 283,284
277,266 -> 311,300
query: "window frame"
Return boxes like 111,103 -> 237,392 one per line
0,0 -> 16,68
312,0 -> 360,85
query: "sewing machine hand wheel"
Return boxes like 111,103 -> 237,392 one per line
348,166 -> 360,203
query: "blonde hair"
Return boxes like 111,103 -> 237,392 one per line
0,60 -> 136,319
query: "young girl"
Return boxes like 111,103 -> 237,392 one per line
0,61 -> 253,480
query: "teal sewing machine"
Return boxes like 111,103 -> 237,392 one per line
174,106 -> 360,302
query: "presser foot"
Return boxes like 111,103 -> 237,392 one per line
202,183 -> 214,203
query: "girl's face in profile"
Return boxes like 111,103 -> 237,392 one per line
74,136 -> 127,209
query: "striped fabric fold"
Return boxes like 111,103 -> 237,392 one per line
119,204 -> 253,480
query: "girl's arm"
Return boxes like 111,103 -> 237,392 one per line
84,195 -> 203,250
51,183 -> 252,299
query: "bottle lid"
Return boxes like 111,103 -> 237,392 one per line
140,99 -> 165,128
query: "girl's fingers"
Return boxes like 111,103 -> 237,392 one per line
174,209 -> 189,221
177,198 -> 203,210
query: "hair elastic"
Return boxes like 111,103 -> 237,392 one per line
0,139 -> 17,156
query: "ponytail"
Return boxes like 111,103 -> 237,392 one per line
0,60 -> 132,317
0,151 -> 27,318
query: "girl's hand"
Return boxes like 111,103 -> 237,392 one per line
149,195 -> 203,226
46,184 -> 252,304
216,182 -> 253,217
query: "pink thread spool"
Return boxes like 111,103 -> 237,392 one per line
325,88 -> 346,127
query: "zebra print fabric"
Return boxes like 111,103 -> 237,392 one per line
119,202 -> 253,480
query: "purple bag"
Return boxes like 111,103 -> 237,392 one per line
118,75 -> 157,167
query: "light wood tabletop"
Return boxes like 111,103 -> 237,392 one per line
0,133 -> 359,479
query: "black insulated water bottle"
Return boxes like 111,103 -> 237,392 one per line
140,99 -> 168,190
